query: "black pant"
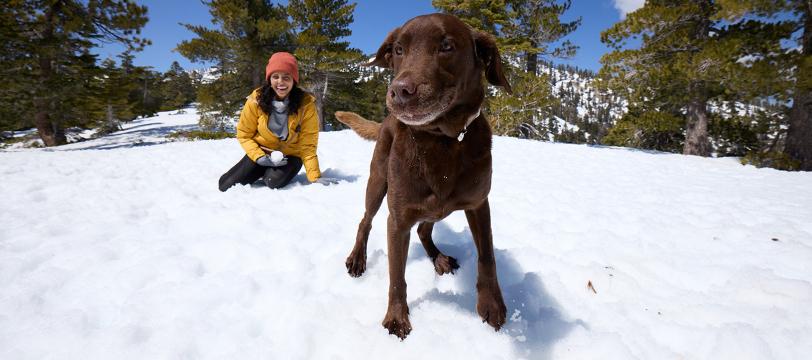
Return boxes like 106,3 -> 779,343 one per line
219,155 -> 303,192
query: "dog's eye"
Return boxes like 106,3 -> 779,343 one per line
394,45 -> 403,56
440,39 -> 454,52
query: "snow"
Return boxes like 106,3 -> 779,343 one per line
3,108 -> 201,151
270,150 -> 284,163
190,68 -> 219,84
2,108 -> 812,359
541,64 -> 627,130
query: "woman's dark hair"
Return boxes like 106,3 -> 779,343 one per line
257,82 -> 305,115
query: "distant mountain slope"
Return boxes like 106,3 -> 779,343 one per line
540,61 -> 625,143
536,61 -> 784,155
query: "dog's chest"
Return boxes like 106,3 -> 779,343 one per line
414,142 -> 461,195
390,130 -> 491,218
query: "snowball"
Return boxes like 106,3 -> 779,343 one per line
270,151 -> 284,163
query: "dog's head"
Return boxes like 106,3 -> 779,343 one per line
368,13 -> 511,127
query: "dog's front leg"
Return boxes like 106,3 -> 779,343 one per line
382,213 -> 413,339
465,198 -> 507,331
346,126 -> 392,277
345,169 -> 387,277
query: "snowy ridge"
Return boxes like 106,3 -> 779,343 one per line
538,62 -> 780,144
189,67 -> 219,84
541,62 -> 626,140
542,63 -> 627,120
1,108 -> 811,359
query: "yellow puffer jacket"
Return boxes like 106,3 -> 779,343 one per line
236,89 -> 321,182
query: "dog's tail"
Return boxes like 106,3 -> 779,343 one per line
335,111 -> 380,141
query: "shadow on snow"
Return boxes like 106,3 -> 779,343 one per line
249,167 -> 361,188
407,222 -> 586,359
43,123 -> 199,151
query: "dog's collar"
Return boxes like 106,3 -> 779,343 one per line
456,108 -> 481,142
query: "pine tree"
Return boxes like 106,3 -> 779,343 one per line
318,62 -> 389,130
600,0 -> 794,156
177,0 -> 294,131
0,3 -> 31,134
0,0 -> 148,146
288,0 -> 363,130
161,61 -> 196,112
432,0 -> 511,36
488,70 -> 558,139
434,0 -> 579,141
118,51 -> 163,118
784,1 -> 812,170
603,106 -> 686,153
502,0 -> 580,74
95,58 -> 137,134
354,66 -> 391,123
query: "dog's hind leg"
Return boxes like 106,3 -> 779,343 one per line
417,222 -> 459,275
465,199 -> 507,331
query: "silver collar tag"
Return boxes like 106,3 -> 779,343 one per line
457,108 -> 481,142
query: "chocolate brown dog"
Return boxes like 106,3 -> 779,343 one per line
335,13 -> 512,339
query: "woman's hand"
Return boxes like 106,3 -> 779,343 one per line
257,151 -> 288,167
315,177 -> 340,186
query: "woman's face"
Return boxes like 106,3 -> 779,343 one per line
269,72 -> 294,99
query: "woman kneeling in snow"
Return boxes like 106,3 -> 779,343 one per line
219,52 -> 326,191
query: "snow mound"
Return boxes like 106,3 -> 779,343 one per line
1,108 -> 811,359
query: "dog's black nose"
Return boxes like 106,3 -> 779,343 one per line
391,79 -> 417,105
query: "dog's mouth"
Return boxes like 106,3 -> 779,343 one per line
388,89 -> 455,126
394,108 -> 446,126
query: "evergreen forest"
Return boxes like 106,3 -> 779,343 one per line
1,0 -> 810,170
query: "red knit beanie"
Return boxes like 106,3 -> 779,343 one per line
265,52 -> 299,83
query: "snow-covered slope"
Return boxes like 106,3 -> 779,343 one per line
1,109 -> 811,359
537,62 -> 782,147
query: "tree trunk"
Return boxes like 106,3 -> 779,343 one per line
314,73 -> 327,131
253,62 -> 264,89
785,1 -> 812,170
33,104 -> 59,146
786,92 -> 812,170
684,82 -> 711,156
684,2 -> 712,157
525,41 -> 537,75
106,104 -> 120,132
33,56 -> 60,147
33,3 -> 66,147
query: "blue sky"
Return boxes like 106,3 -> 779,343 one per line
95,0 -> 637,73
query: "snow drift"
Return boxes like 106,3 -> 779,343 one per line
1,108 -> 811,359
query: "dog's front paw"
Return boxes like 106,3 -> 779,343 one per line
382,304 -> 412,339
433,254 -> 460,275
477,286 -> 507,331
345,248 -> 366,277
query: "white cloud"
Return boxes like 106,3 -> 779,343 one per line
613,0 -> 645,18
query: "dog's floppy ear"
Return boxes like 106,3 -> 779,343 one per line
474,31 -> 512,94
366,28 -> 400,68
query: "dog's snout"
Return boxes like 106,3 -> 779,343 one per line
390,79 -> 418,105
